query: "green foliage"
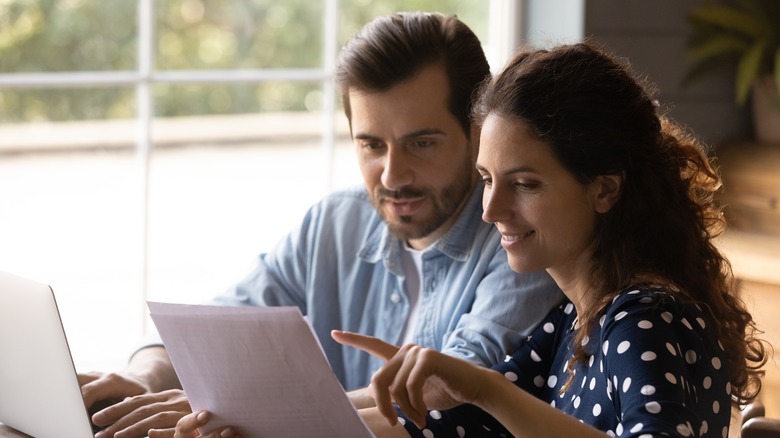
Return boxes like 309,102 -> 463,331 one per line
685,0 -> 780,105
0,0 -> 488,122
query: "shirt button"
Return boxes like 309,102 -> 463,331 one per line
390,293 -> 401,304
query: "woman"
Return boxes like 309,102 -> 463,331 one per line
171,43 -> 767,438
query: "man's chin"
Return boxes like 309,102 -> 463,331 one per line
385,221 -> 427,242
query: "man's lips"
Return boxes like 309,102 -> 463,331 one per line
383,196 -> 425,216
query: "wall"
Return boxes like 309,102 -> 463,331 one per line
583,0 -> 751,149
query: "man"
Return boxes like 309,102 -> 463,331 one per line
79,12 -> 563,437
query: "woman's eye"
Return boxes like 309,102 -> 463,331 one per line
515,181 -> 540,190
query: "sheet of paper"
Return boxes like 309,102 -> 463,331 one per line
148,302 -> 375,437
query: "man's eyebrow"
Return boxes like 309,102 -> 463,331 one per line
354,128 -> 446,142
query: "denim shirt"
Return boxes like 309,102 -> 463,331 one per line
209,183 -> 564,391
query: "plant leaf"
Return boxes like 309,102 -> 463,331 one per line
736,39 -> 767,105
687,34 -> 750,63
687,4 -> 766,39
775,46 -> 780,92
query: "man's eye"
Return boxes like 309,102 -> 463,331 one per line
414,139 -> 433,148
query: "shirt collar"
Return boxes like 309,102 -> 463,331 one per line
358,182 -> 485,264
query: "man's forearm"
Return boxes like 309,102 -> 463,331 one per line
125,346 -> 181,392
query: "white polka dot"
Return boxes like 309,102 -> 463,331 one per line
726,382 -> 732,394
638,435 -> 653,438
712,356 -> 722,370
697,317 -> 706,328
543,322 -> 555,333
602,340 -> 609,355
504,371 -> 518,382
628,289 -> 640,295
533,375 -> 545,387
703,376 -> 712,389
630,423 -> 644,433
593,403 -> 601,416
645,401 -> 661,414
685,350 -> 697,364
504,355 -> 512,362
617,341 -> 631,354
665,373 -> 678,384
564,303 -> 574,314
640,351 -> 657,361
530,350 -> 542,362
588,355 -> 595,367
398,417 -> 406,426
551,400 -> 556,408
616,423 -> 624,435
681,318 -> 693,330
661,312 -> 673,323
622,377 -> 632,393
723,426 -> 729,438
589,377 -> 596,390
581,335 -> 590,346
606,430 -> 615,437
640,385 -> 656,395
422,429 -> 434,438
615,311 -> 628,320
700,420 -> 709,435
713,400 -> 720,414
599,315 -> 606,326
676,423 -> 692,436
666,343 -> 677,356
430,410 -> 442,420
637,320 -> 653,329
548,375 -> 558,388
639,296 -> 653,304
573,396 -> 581,408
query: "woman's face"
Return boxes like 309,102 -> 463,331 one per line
477,114 -> 612,287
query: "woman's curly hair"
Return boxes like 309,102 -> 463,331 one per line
472,41 -> 769,405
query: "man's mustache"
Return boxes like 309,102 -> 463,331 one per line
376,188 -> 425,200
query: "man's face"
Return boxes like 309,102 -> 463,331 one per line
348,65 -> 478,250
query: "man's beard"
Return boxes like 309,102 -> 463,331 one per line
373,176 -> 473,242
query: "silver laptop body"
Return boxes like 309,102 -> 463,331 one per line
0,270 -> 94,438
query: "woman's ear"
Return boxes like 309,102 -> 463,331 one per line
592,173 -> 624,213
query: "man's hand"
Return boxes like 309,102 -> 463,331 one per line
90,389 -> 191,438
78,346 -> 185,437
146,410 -> 239,438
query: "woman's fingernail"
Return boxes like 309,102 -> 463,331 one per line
197,411 -> 208,422
220,428 -> 235,438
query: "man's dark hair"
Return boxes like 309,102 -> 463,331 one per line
335,12 -> 490,135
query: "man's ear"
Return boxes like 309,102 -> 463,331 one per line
592,173 -> 624,213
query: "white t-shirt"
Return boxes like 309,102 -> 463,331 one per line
398,243 -> 424,345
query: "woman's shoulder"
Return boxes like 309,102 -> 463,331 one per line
602,285 -> 711,334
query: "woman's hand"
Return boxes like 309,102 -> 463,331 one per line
331,330 -> 494,429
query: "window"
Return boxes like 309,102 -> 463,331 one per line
0,0 -> 513,371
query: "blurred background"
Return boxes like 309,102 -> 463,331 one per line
0,0 -> 758,373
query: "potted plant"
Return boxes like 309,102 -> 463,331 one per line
685,0 -> 780,143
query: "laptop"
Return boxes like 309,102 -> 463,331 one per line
0,270 -> 95,438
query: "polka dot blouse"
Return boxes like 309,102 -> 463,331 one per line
397,287 -> 732,437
